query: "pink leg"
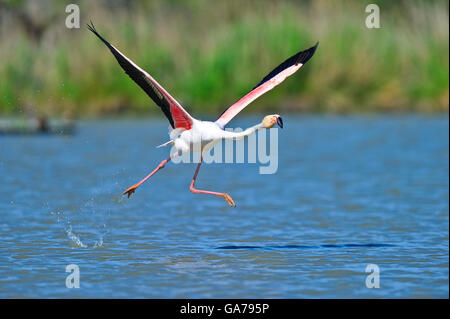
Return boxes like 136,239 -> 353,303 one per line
189,157 -> 236,207
123,152 -> 178,198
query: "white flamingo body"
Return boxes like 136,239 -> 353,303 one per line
87,22 -> 318,207
171,120 -> 224,154
170,119 -> 262,154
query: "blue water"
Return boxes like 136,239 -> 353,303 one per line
0,115 -> 448,298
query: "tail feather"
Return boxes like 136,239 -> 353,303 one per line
156,140 -> 174,148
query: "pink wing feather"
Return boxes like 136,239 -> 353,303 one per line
88,22 -> 193,130
215,42 -> 318,128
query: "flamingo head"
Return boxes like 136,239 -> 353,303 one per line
262,114 -> 283,129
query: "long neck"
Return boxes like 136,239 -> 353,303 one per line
221,122 -> 264,141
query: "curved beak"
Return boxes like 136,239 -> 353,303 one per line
276,116 -> 284,129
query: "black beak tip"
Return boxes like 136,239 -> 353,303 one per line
277,117 -> 284,129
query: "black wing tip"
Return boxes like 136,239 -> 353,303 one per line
86,20 -> 113,49
295,41 -> 319,65
86,20 -> 97,33
251,41 -> 319,90
86,20 -> 102,39
86,20 -> 104,40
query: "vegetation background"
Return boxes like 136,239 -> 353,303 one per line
0,0 -> 448,119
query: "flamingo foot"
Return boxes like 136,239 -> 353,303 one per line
123,184 -> 138,198
223,193 -> 236,207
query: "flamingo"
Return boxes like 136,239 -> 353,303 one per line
87,22 -> 318,207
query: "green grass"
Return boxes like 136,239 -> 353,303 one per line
0,0 -> 448,117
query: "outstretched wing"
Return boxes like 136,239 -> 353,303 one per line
87,22 -> 193,130
215,42 -> 318,128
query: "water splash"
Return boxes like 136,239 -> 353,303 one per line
93,237 -> 103,248
65,224 -> 88,248
51,210 -> 107,249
